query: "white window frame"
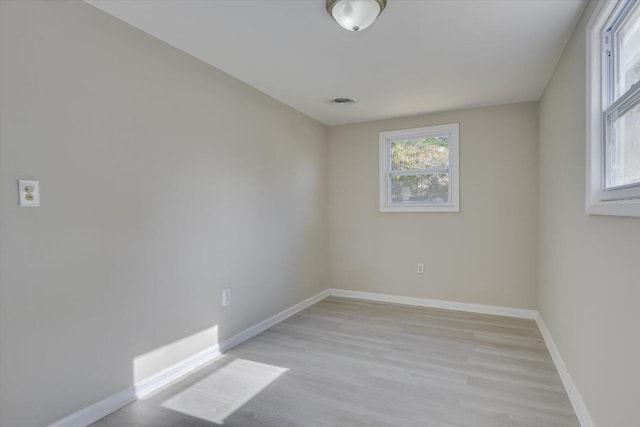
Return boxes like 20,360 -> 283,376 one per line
586,0 -> 640,217
379,123 -> 459,213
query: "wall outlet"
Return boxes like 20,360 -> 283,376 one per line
417,263 -> 424,274
222,288 -> 231,306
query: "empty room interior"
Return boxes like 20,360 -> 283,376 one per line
1,0 -> 639,426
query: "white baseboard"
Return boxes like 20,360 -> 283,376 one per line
133,344 -> 222,399
327,288 -> 537,319
48,387 -> 136,427
48,289 -> 330,427
49,287 -> 593,427
218,289 -> 330,353
535,313 -> 595,427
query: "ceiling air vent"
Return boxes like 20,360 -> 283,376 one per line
328,97 -> 357,105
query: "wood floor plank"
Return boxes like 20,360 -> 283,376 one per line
91,297 -> 579,427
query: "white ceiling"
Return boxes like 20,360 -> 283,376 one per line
85,0 -> 587,126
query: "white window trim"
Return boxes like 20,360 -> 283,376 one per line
379,123 -> 460,213
586,0 -> 640,217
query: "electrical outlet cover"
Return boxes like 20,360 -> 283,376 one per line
222,288 -> 232,306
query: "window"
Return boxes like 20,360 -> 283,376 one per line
379,123 -> 459,212
587,0 -> 640,217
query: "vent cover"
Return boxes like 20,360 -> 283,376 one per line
328,97 -> 357,105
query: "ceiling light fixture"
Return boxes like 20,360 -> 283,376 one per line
326,0 -> 387,32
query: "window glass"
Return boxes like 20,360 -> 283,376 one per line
391,173 -> 449,203
603,1 -> 640,192
606,103 -> 640,188
615,4 -> 640,100
390,137 -> 449,171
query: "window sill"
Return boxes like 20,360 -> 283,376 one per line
586,198 -> 640,218
380,204 -> 460,213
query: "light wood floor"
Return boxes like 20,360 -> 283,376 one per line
92,297 -> 579,427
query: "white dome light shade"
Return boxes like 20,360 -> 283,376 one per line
326,0 -> 387,32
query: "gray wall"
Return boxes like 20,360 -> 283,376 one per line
0,1 -> 328,426
328,102 -> 539,309
538,1 -> 640,426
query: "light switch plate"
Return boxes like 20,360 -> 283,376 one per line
18,180 -> 40,207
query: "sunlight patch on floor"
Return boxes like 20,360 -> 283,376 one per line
162,358 -> 288,424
